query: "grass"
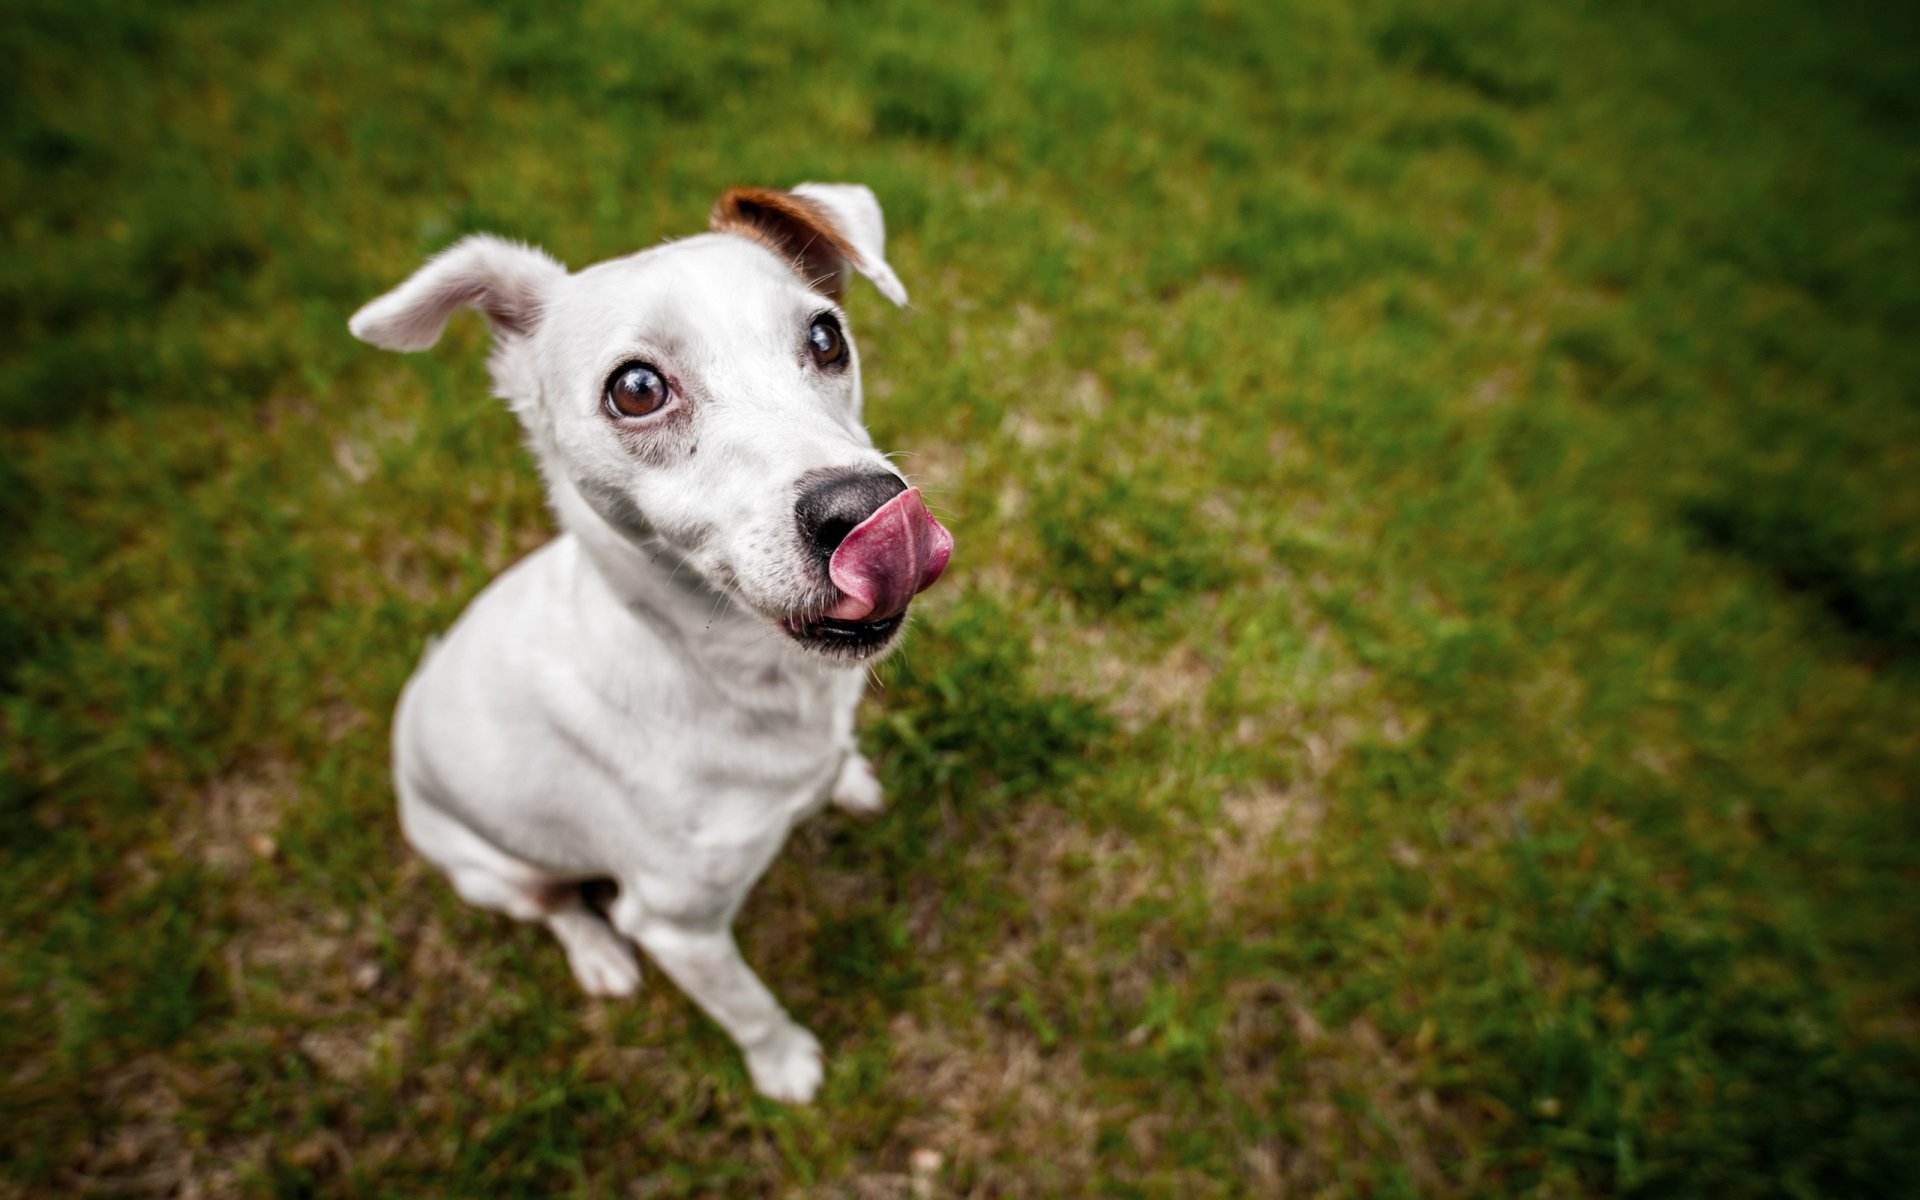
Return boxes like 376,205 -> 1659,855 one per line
3,0 -> 1918,1194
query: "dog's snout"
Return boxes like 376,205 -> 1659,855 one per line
796,471 -> 907,558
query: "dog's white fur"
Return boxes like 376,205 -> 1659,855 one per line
350,184 -> 925,1103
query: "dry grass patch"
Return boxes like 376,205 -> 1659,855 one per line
1222,993 -> 1485,1198
1069,622 -> 1217,731
53,1057 -> 266,1200
178,760 -> 297,873
883,1013 -> 1103,1198
1208,783 -> 1329,902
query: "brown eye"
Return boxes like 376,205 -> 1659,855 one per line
605,362 -> 668,418
808,316 -> 846,368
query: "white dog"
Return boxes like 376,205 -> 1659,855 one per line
349,183 -> 952,1103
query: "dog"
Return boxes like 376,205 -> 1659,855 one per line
349,183 -> 952,1103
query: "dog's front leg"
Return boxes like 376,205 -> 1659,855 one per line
829,750 -> 886,815
611,891 -> 823,1103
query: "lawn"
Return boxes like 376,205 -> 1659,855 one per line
4,0 -> 1918,1195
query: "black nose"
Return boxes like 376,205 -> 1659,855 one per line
796,470 -> 907,558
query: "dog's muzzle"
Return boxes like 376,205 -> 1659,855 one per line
791,473 -> 953,652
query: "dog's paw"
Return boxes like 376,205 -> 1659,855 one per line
564,932 -> 642,998
830,754 -> 886,816
745,1024 -> 824,1104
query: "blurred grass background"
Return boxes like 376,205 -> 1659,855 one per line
3,0 -> 1918,1195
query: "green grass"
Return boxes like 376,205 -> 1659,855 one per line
4,0 -> 1918,1194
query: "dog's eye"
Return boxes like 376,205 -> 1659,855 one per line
808,316 -> 846,368
605,363 -> 669,418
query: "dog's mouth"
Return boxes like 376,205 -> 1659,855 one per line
781,612 -> 905,656
777,486 -> 951,659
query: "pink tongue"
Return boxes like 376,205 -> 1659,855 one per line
825,487 -> 953,621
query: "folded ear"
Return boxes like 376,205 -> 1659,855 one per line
349,234 -> 567,351
709,182 -> 909,307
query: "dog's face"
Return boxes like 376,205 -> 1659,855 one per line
351,184 -> 950,661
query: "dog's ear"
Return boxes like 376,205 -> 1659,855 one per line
710,183 -> 909,307
349,235 -> 567,351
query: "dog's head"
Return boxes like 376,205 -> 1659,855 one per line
350,183 -> 950,661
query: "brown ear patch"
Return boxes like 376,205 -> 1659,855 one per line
710,186 -> 861,299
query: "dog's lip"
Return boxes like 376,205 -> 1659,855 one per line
780,610 -> 905,651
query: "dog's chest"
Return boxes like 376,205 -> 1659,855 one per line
661,666 -> 851,803
552,635 -> 855,821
